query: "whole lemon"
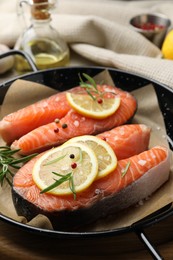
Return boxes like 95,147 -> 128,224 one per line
162,29 -> 173,59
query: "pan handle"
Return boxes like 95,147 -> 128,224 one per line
132,203 -> 173,259
0,50 -> 38,72
135,229 -> 163,260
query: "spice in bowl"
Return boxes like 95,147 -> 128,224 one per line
129,13 -> 171,48
134,22 -> 165,31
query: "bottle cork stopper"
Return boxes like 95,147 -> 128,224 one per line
31,0 -> 50,20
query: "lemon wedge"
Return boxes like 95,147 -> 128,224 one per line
32,142 -> 98,196
66,92 -> 121,119
66,135 -> 117,179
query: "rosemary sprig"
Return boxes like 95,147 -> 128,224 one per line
0,146 -> 37,186
40,149 -> 83,199
78,73 -> 117,103
40,171 -> 76,200
79,73 -> 101,100
121,161 -> 131,178
69,173 -> 76,200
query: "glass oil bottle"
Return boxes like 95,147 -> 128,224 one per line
15,0 -> 70,72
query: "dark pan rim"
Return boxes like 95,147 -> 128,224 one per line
0,65 -> 172,91
0,65 -> 173,239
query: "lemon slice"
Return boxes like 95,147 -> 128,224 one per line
32,142 -> 98,196
66,135 -> 117,179
66,92 -> 121,119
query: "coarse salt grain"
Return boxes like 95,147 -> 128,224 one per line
55,97 -> 60,102
137,200 -> 144,206
40,101 -> 48,108
95,189 -> 102,195
119,129 -> 125,135
138,159 -> 147,166
74,120 -> 79,127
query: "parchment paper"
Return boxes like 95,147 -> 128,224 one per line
0,71 -> 172,231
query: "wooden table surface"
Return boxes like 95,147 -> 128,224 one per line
1,212 -> 173,260
0,57 -> 173,260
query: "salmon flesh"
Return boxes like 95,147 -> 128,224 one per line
10,85 -> 137,155
12,124 -> 170,230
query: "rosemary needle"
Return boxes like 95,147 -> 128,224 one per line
121,161 -> 131,178
79,73 -> 101,100
78,73 -> 116,101
0,146 -> 37,186
40,171 -> 76,200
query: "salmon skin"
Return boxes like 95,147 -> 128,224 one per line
12,135 -> 169,230
11,86 -> 137,155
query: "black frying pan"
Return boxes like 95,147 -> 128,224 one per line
0,50 -> 173,259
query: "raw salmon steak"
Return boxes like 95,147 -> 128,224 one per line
12,134 -> 170,230
0,84 -> 136,145
0,87 -> 79,144
11,86 -> 137,155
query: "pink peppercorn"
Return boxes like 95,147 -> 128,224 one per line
54,128 -> 59,133
71,162 -> 77,169
97,98 -> 103,104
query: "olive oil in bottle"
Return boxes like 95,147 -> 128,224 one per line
15,0 -> 70,72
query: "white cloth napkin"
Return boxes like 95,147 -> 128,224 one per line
1,0 -> 173,88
